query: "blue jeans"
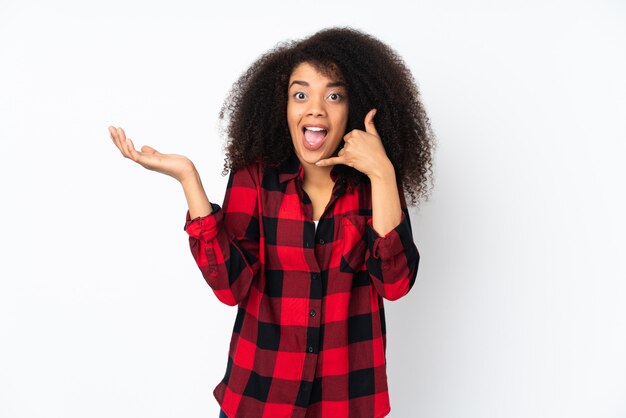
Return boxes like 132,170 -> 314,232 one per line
219,408 -> 228,418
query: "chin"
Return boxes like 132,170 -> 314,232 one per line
297,152 -> 320,166
300,147 -> 334,164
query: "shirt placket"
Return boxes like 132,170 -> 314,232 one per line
294,176 -> 347,410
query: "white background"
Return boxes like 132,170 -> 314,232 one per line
1,1 -> 625,417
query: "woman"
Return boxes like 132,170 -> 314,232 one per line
109,27 -> 435,418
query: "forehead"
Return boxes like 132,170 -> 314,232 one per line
288,61 -> 345,84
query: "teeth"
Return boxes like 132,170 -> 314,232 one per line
305,127 -> 326,131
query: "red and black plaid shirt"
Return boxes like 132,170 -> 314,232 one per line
183,154 -> 419,418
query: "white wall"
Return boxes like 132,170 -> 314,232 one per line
1,1 -> 624,417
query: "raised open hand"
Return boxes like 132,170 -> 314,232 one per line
314,109 -> 393,179
108,126 -> 196,183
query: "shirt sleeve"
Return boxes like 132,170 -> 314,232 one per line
183,165 -> 261,306
364,205 -> 420,302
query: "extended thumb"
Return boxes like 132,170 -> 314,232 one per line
364,109 -> 378,134
141,145 -> 159,154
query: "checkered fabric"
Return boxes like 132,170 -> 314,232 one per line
184,154 -> 419,418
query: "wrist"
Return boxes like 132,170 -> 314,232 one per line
179,166 -> 200,186
368,159 -> 395,183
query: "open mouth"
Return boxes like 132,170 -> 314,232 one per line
302,126 -> 328,148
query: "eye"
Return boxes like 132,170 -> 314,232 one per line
293,92 -> 306,100
328,92 -> 343,101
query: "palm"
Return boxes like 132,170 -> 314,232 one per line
109,126 -> 195,182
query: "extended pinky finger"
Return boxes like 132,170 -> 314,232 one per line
315,156 -> 343,166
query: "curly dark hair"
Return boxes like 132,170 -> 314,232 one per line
219,27 -> 435,206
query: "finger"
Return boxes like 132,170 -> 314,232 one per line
315,155 -> 346,167
364,108 -> 379,137
114,127 -> 127,154
117,127 -> 127,144
120,132 -> 134,159
108,126 -> 117,142
118,128 -> 136,159
110,126 -> 128,156
125,138 -> 142,161
343,130 -> 364,144
109,126 -> 119,147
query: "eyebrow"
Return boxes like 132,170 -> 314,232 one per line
288,80 -> 347,89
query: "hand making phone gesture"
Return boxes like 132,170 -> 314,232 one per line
315,109 -> 393,180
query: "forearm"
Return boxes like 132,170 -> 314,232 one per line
369,161 -> 403,236
183,166 -> 261,306
180,168 -> 213,219
367,162 -> 419,301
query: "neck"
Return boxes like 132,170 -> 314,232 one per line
301,160 -> 335,190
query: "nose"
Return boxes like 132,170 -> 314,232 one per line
306,95 -> 326,117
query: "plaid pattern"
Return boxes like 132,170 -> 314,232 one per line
184,154 -> 419,418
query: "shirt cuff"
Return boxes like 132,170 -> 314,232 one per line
183,203 -> 223,243
365,211 -> 412,260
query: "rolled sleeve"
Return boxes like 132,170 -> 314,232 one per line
365,211 -> 413,260
365,210 -> 420,301
184,203 -> 223,243
182,165 -> 261,306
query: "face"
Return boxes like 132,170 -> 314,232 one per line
287,62 -> 349,168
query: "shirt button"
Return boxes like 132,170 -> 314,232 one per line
307,346 -> 314,353
311,273 -> 319,280
309,309 -> 316,317
319,238 -> 325,244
